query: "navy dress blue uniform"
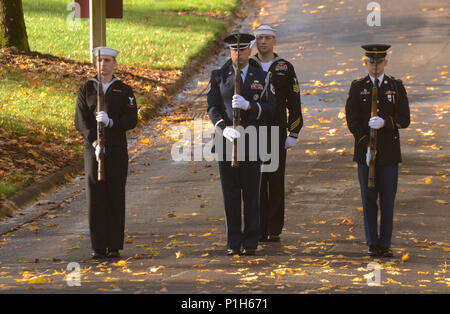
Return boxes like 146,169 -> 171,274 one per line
345,44 -> 410,256
207,53 -> 276,253
249,53 -> 303,240
75,75 -> 138,255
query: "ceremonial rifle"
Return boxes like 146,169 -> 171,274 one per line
231,33 -> 241,168
96,50 -> 106,181
368,62 -> 379,188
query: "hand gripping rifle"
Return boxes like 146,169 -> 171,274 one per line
231,33 -> 241,168
96,50 -> 106,181
368,62 -> 379,189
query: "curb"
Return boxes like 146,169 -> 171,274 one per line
0,0 -> 260,221
0,159 -> 84,220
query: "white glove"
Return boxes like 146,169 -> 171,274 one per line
368,116 -> 385,129
284,136 -> 297,149
95,144 -> 104,162
366,146 -> 371,167
223,127 -> 240,142
96,111 -> 113,127
232,94 -> 250,111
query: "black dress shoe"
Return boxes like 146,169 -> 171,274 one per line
107,250 -> 120,258
379,247 -> 394,258
91,249 -> 107,259
267,235 -> 280,242
259,235 -> 269,242
241,249 -> 256,256
367,245 -> 380,257
226,249 -> 240,256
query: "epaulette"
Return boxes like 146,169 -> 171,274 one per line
352,77 -> 365,84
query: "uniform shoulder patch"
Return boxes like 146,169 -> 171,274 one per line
127,96 -> 136,108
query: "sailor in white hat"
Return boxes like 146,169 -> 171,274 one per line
75,46 -> 138,259
249,25 -> 304,243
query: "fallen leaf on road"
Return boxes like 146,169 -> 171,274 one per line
401,253 -> 410,262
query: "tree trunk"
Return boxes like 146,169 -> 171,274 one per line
0,0 -> 30,52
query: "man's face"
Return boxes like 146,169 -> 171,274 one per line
96,55 -> 117,77
230,46 -> 251,68
365,58 -> 388,77
256,35 -> 276,54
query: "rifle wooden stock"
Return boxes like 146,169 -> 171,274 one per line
231,35 -> 241,168
368,66 -> 379,189
96,52 -> 106,181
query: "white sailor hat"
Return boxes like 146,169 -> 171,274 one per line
93,46 -> 120,58
254,25 -> 276,37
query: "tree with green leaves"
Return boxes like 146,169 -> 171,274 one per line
0,0 -> 30,52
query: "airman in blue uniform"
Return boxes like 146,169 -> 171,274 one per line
207,32 -> 276,255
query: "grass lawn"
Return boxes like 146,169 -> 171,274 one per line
0,0 -> 239,199
23,0 -> 236,69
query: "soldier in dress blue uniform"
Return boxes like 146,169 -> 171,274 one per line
345,44 -> 410,258
207,32 -> 276,256
249,25 -> 303,243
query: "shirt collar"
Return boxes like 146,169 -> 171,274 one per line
369,73 -> 384,87
232,64 -> 249,80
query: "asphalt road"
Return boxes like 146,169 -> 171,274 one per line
0,0 -> 448,295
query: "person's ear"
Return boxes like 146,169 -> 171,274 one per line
384,59 -> 388,67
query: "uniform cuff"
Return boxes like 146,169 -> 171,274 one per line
248,102 -> 262,121
214,119 -> 226,130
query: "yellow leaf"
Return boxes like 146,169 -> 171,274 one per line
201,253 -> 209,257
112,260 -> 127,267
305,149 -> 318,155
28,276 -> 47,284
401,253 -> 410,262
175,251 -> 185,259
140,137 -> 150,145
435,200 -> 448,205
28,225 -> 40,231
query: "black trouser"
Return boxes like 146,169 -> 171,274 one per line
260,143 -> 287,237
218,160 -> 261,250
84,145 -> 128,251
